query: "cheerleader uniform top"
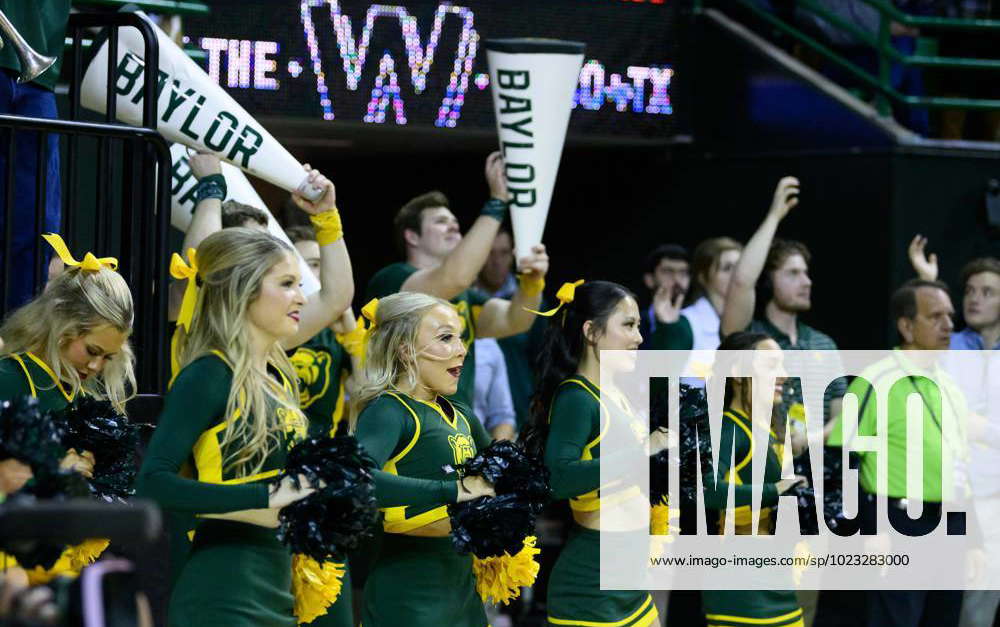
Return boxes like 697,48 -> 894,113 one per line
354,391 -> 491,534
137,351 -> 307,521
0,352 -> 75,411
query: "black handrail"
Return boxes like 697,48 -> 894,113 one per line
0,113 -> 173,393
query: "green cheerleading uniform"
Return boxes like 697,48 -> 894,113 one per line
700,407 -> 802,627
544,375 -> 659,627
0,352 -> 75,411
137,352 -> 307,627
289,329 -> 352,627
365,263 -> 488,407
354,392 -> 491,627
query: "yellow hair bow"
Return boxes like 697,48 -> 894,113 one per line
42,233 -> 118,272
524,279 -> 584,317
170,248 -> 199,332
359,298 -> 379,365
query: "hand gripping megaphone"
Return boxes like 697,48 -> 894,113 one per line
485,39 -> 584,262
169,143 -> 321,296
81,10 -> 325,201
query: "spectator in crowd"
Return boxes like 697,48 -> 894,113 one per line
908,236 -> 1000,627
652,236 -> 743,353
474,228 -> 548,430
908,236 -> 1000,351
721,177 -> 846,424
472,337 -> 516,441
365,152 -> 549,408
0,1 -> 70,308
826,278 -> 971,626
639,243 -> 690,349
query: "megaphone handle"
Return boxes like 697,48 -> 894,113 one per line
296,175 -> 325,202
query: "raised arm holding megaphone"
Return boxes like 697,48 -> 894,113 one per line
169,142 -> 320,296
80,10 -> 324,201
169,152 -> 353,350
485,38 -> 584,263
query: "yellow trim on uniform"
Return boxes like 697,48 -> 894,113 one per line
720,409 -> 779,530
189,350 -> 300,485
705,608 -> 803,625
555,377 -> 620,513
548,594 -> 658,626
8,354 -> 37,398
26,352 -> 75,402
381,392 -> 432,532
330,379 -> 346,436
410,395 -> 459,430
725,409 -> 755,475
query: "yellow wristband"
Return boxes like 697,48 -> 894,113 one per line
517,273 -> 545,298
309,208 -> 343,246
335,316 -> 366,359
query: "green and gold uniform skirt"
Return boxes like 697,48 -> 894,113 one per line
168,521 -> 295,627
701,509 -> 802,627
547,525 -> 659,627
360,533 -> 487,627
702,590 -> 803,627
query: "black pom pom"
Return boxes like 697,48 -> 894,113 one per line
0,396 -> 65,479
276,436 -> 379,561
59,397 -> 144,502
650,384 -> 708,506
448,440 -> 550,559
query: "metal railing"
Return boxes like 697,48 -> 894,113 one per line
0,11 -> 172,393
721,0 -> 1000,116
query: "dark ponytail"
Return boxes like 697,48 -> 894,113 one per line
521,281 -> 636,458
716,331 -> 771,416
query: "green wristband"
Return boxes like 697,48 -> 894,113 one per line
193,173 -> 227,206
481,197 -> 509,222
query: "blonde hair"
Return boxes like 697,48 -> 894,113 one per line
350,291 -> 452,428
0,265 -> 136,413
175,228 -> 305,477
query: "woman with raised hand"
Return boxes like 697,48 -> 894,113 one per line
352,292 -> 495,627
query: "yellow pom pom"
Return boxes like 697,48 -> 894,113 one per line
292,554 -> 345,624
472,536 -> 541,605
67,538 -> 111,570
649,499 -> 679,559
22,538 -> 110,585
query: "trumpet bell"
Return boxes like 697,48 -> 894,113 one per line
0,9 -> 57,84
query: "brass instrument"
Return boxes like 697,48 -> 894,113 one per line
0,9 -> 56,84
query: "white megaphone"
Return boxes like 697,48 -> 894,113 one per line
80,10 -> 325,201
169,143 -> 321,296
485,39 -> 584,263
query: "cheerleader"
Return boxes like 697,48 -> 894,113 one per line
0,233 -> 136,480
138,170 -> 341,626
523,280 -> 672,627
700,331 -> 807,627
352,292 -> 496,627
